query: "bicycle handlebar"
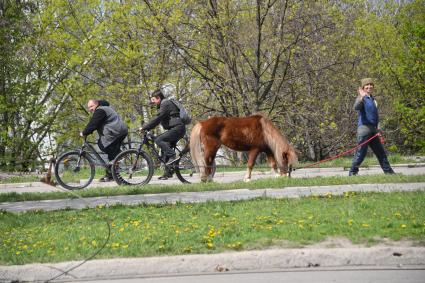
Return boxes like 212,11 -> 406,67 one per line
138,130 -> 155,140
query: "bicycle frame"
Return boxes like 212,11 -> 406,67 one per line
137,133 -> 187,166
78,139 -> 109,169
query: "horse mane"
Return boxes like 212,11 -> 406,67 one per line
259,115 -> 298,168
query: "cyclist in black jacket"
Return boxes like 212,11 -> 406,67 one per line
80,99 -> 128,182
140,89 -> 186,180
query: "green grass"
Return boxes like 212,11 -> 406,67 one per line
0,168 -> 108,184
296,154 -> 423,169
1,191 -> 424,265
217,154 -> 424,172
1,174 -> 425,203
0,175 -> 40,184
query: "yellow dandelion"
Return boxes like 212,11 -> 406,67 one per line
184,246 -> 193,253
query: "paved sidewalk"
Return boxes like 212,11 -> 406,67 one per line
1,182 -> 424,213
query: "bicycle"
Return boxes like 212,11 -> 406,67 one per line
54,137 -> 131,190
111,131 -> 216,185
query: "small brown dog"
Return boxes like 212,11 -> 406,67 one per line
40,158 -> 57,186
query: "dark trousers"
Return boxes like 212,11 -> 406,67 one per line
98,134 -> 127,176
349,132 -> 394,175
155,125 -> 185,161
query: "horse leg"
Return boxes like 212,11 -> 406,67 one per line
266,153 -> 279,177
202,140 -> 220,182
280,154 -> 289,177
244,149 -> 260,182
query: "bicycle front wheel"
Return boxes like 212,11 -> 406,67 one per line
54,151 -> 95,190
112,149 -> 154,185
175,152 -> 216,183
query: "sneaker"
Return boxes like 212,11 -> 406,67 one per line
158,173 -> 173,180
348,171 -> 358,176
99,175 -> 114,182
158,166 -> 173,180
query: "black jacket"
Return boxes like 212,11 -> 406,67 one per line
142,99 -> 183,131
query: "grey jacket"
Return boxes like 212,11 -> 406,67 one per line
83,106 -> 128,147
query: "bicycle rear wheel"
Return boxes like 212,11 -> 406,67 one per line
112,149 -> 154,185
54,151 -> 95,190
174,152 -> 216,183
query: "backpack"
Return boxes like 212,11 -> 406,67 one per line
169,98 -> 192,125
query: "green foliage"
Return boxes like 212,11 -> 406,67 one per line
350,0 -> 425,154
2,0 -> 424,172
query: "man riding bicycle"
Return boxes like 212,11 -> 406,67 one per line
139,88 -> 186,180
80,99 -> 128,182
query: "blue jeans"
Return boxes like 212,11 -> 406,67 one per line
349,131 -> 394,175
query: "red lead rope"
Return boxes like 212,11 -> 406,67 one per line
293,132 -> 381,171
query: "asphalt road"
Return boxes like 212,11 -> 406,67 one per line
82,267 -> 425,283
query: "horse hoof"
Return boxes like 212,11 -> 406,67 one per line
244,178 -> 251,183
201,176 -> 214,183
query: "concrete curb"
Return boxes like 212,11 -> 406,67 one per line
1,247 -> 424,282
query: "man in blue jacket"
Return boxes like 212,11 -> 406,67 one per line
349,78 -> 395,176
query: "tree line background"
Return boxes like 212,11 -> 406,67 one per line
1,0 -> 424,171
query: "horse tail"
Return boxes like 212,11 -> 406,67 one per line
190,122 -> 206,176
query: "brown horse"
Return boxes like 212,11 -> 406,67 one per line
190,114 -> 298,182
